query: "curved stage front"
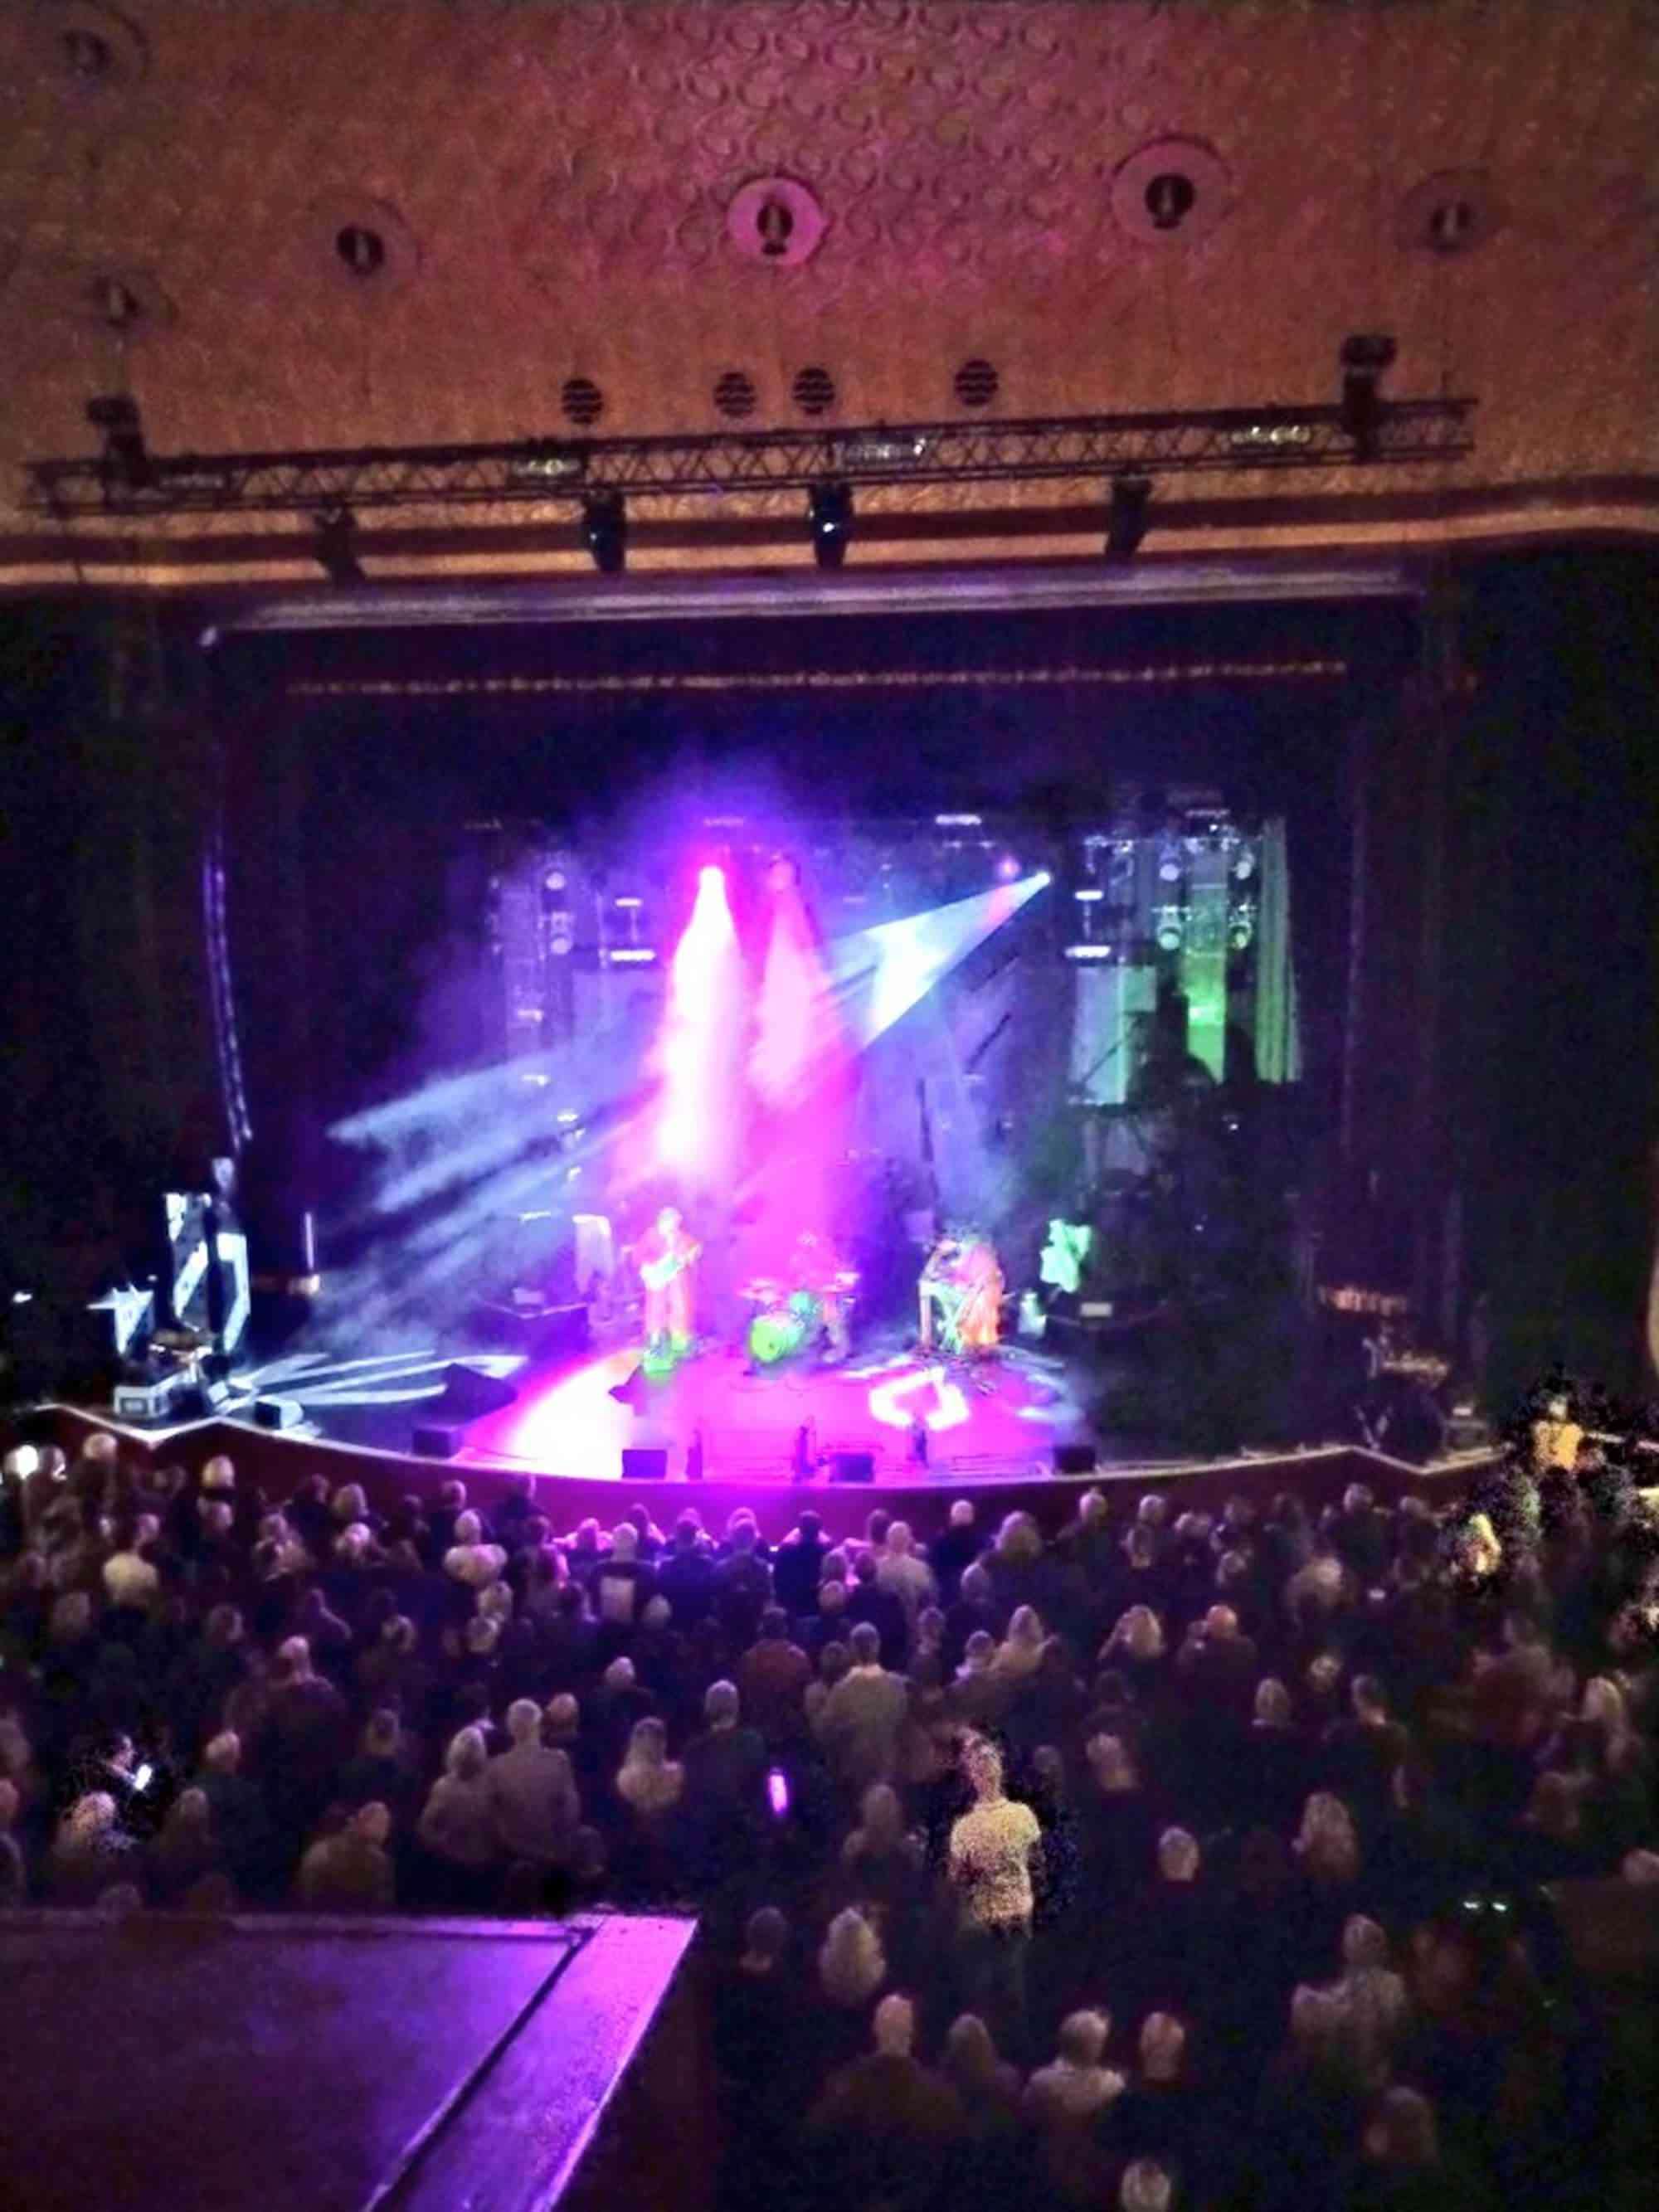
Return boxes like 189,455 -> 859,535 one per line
36,1385 -> 1496,1548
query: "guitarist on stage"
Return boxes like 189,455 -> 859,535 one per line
637,1205 -> 702,1362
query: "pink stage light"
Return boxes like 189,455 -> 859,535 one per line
656,864 -> 743,1188
747,868 -> 852,1264
751,873 -> 835,1110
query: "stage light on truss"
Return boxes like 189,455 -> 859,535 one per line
314,506 -> 364,584
1233,850 -> 1256,880
1073,887 -> 1105,902
1064,943 -> 1116,961
581,489 -> 627,573
86,392 -> 152,492
1340,333 -> 1397,462
934,814 -> 983,829
808,481 -> 852,569
995,853 -> 1021,883
1157,846 -> 1183,883
839,432 -> 930,467
606,946 -> 658,965
1155,909 -> 1185,952
1105,474 -> 1152,560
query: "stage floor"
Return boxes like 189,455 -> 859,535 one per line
217,1329 -> 1094,1485
459,1335 -> 1092,1484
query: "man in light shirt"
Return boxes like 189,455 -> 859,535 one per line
946,1734 -> 1041,2059
101,1522 -> 160,1609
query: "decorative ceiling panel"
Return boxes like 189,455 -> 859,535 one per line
0,0 -> 1652,586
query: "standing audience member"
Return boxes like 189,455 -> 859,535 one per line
808,1992 -> 964,2209
485,1698 -> 581,1875
817,1622 -> 908,1794
416,1726 -> 499,1907
947,1735 -> 1042,2059
297,1801 -> 396,1913
735,1609 -> 812,1743
1025,2008 -> 1124,2208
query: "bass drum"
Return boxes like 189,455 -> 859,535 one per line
748,1307 -> 806,1365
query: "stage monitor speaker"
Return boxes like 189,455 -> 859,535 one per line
253,1397 -> 305,1432
1053,1441 -> 1097,1475
414,1423 -> 464,1459
829,1451 -> 875,1484
620,1447 -> 669,1484
437,1363 -> 518,1422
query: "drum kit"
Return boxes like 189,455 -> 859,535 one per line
741,1271 -> 859,1367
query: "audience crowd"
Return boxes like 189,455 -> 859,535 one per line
2,1425 -> 1657,2210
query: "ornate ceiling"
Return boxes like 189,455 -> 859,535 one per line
0,0 -> 1652,590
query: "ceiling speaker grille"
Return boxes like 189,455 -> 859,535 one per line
953,357 -> 1000,409
713,369 -> 758,420
561,377 -> 605,426
791,365 -> 836,416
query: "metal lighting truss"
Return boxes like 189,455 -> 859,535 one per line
26,397 -> 1474,518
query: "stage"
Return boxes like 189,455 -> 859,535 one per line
227,1329 -> 1096,1485
463,1334 -> 1092,1483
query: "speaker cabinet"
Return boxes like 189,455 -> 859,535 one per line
253,1397 -> 304,1431
620,1447 -> 669,1483
1053,1441 -> 1097,1475
829,1451 -> 876,1484
413,1423 -> 464,1459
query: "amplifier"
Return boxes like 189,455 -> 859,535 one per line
113,1373 -> 192,1423
253,1397 -> 306,1432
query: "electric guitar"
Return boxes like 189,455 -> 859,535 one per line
640,1241 -> 703,1293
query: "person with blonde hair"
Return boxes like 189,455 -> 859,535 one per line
1119,2159 -> 1173,2212
444,1510 -> 507,1589
1327,1914 -> 1409,2088
990,1603 -> 1046,1683
47,1791 -> 135,1904
615,1715 -> 684,1817
329,1480 -> 370,1525
1295,1791 -> 1361,1883
818,1903 -> 887,2010
1104,1605 -> 1166,1692
1026,2008 -> 1124,2122
416,1725 -> 499,1904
